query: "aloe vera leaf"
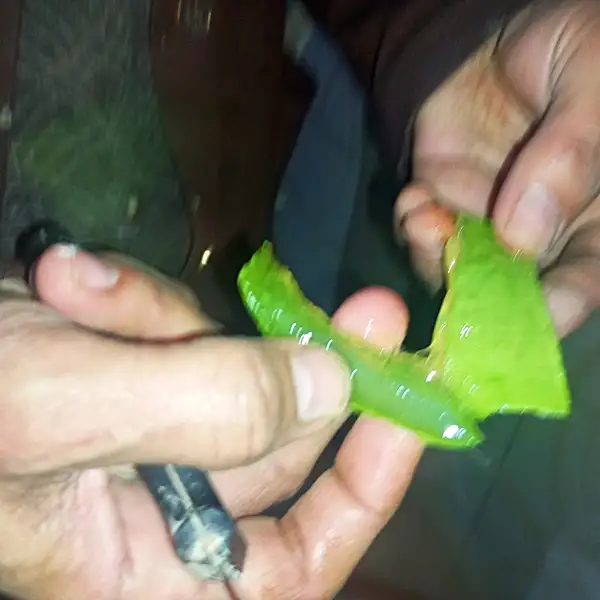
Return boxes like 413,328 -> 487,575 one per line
238,242 -> 482,449
429,214 -> 570,420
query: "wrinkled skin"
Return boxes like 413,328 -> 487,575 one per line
0,247 -> 421,600
396,0 -> 600,338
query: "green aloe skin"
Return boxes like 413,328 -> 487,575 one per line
237,215 -> 571,450
429,215 -> 571,421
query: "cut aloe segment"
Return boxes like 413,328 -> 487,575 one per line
238,242 -> 482,449
429,214 -> 570,420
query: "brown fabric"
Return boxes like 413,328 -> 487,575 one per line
0,0 -> 22,235
150,0 -> 314,281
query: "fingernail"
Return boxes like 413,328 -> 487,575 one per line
56,244 -> 120,289
291,348 -> 350,422
503,184 -> 563,254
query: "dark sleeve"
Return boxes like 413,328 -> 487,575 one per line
302,0 -> 537,178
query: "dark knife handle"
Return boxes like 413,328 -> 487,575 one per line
137,464 -> 245,581
15,219 -> 246,582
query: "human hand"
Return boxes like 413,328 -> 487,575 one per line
395,0 -> 600,337
0,246 -> 422,600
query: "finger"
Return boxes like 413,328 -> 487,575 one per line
332,286 -> 409,349
394,183 -> 432,238
232,422 -> 422,600
414,158 -> 496,216
405,205 -> 455,291
405,159 -> 495,288
230,287 -> 424,600
395,184 -> 455,290
213,287 -> 410,517
494,91 -> 600,257
210,426 -> 339,517
542,217 -> 600,337
34,245 -> 210,338
0,309 -> 349,474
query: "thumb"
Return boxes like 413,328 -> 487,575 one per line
0,319 -> 350,474
33,245 -> 209,338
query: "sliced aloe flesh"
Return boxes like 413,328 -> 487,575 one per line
429,214 -> 571,420
238,242 -> 482,449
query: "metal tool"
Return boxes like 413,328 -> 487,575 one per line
137,464 -> 245,581
15,219 -> 246,583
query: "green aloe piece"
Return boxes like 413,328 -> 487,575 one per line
429,214 -> 570,419
238,242 -> 482,449
237,215 -> 570,449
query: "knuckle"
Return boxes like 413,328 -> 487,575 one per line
563,218 -> 600,257
263,456 -> 308,503
233,344 -> 287,457
274,465 -> 307,502
549,130 -> 600,189
256,524 -> 313,600
562,135 -> 600,169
